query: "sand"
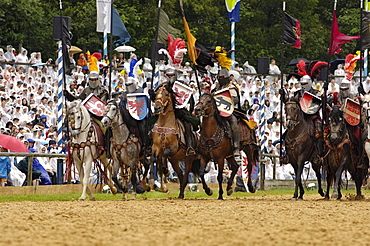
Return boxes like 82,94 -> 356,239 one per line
1,194 -> 369,246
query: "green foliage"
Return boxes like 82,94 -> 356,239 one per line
0,0 -> 363,67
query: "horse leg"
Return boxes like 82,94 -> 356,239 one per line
225,157 -> 239,196
199,157 -> 212,196
171,159 -> 186,199
112,158 -> 124,193
130,160 -> 138,200
82,156 -> 95,201
216,159 -> 224,200
74,158 -> 88,201
141,156 -> 151,192
354,169 -> 365,200
311,159 -> 324,197
324,169 -> 331,200
291,161 -> 304,200
245,146 -> 257,193
332,162 -> 345,200
101,156 -> 117,195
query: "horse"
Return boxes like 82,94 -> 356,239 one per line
194,93 -> 258,199
324,105 -> 355,199
66,99 -> 117,201
284,97 -> 324,200
101,99 -> 145,200
151,83 -> 197,199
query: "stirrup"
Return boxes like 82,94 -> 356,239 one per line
233,149 -> 240,156
186,147 -> 196,156
356,164 -> 368,169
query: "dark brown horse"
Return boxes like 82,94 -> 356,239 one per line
150,83 -> 197,199
284,97 -> 324,200
194,93 -> 259,199
324,105 -> 358,199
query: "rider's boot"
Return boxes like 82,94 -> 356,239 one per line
137,120 -> 148,156
184,122 -> 196,156
230,118 -> 240,156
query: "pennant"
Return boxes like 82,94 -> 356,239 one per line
225,0 -> 241,22
328,10 -> 360,56
283,12 -> 301,49
96,0 -> 111,32
111,7 -> 131,45
362,10 -> 370,50
157,9 -> 181,44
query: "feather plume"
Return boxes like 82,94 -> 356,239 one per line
344,53 -> 361,81
310,61 -> 328,80
214,46 -> 232,70
296,60 -> 308,76
167,34 -> 186,68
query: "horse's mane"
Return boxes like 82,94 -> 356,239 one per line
329,105 -> 343,124
203,93 -> 227,128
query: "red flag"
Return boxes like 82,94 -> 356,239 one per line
328,10 -> 360,56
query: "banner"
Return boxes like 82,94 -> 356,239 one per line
362,10 -> 370,50
283,12 -> 301,49
225,0 -> 241,22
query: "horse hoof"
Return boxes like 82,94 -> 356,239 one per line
218,197 -> 224,200
78,198 -> 85,201
89,197 -> 96,201
206,189 -> 213,196
131,195 -> 136,200
319,190 -> 325,197
332,193 -> 338,199
291,197 -> 298,201
111,187 -> 118,195
355,195 -> 365,200
178,194 -> 184,199
145,186 -> 151,192
227,189 -> 233,196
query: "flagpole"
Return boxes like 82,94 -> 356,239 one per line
108,0 -> 113,97
360,0 -> 364,86
231,21 -> 235,69
151,0 -> 162,89
279,1 -> 286,158
365,0 -> 368,80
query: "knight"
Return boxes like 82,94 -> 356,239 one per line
211,46 -> 240,156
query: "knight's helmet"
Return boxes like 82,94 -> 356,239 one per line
297,60 -> 328,92
125,77 -> 138,93
164,66 -> 177,84
339,78 -> 351,98
88,71 -> 100,89
214,46 -> 232,86
300,75 -> 313,91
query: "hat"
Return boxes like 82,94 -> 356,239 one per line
27,139 -> 35,143
29,148 -> 37,153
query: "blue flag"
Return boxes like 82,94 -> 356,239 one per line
112,7 -> 131,45
225,0 -> 241,22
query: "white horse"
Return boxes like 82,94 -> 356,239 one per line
66,99 -> 117,201
101,99 -> 142,200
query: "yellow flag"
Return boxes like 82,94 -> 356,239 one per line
182,16 -> 198,65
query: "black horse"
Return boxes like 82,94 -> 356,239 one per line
284,97 -> 325,200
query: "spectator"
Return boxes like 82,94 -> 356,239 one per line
0,146 -> 11,186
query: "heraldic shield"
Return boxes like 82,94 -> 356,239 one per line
126,93 -> 148,120
82,93 -> 106,117
299,91 -> 321,115
213,88 -> 234,117
172,81 -> 194,109
343,98 -> 361,126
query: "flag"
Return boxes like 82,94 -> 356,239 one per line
328,10 -> 360,56
225,0 -> 241,22
362,10 -> 370,50
96,1 -> 131,45
157,9 -> 181,44
182,16 -> 213,73
283,12 -> 301,49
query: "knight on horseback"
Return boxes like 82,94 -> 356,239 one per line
211,47 -> 241,156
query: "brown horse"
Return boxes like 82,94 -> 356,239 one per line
284,97 -> 324,200
194,93 -> 259,199
150,83 -> 197,199
323,105 -> 365,200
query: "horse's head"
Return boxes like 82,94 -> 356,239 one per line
154,84 -> 174,115
66,100 -> 84,137
194,93 -> 215,117
328,105 -> 345,141
102,99 -> 120,128
361,94 -> 370,124
285,98 -> 302,131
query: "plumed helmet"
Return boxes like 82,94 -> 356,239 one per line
340,78 -> 351,90
88,71 -> 100,89
299,75 -> 312,91
125,77 -> 138,93
165,66 -> 177,83
218,67 -> 230,86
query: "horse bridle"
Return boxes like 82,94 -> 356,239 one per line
104,100 -> 126,127
69,107 -> 90,134
154,86 -> 172,115
196,94 -> 214,117
285,101 -> 301,128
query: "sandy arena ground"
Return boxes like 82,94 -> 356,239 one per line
1,193 -> 370,246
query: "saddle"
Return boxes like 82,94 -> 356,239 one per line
91,120 -> 105,147
236,114 -> 257,145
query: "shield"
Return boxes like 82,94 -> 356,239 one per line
126,93 -> 148,120
172,81 -> 194,109
299,91 -> 321,115
82,94 -> 106,117
343,98 -> 361,126
213,88 -> 234,117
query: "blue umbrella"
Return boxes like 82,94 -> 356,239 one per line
31,62 -> 47,67
329,59 -> 345,74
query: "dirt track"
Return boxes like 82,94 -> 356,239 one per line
1,194 -> 370,246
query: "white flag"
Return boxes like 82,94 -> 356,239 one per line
96,0 -> 112,33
